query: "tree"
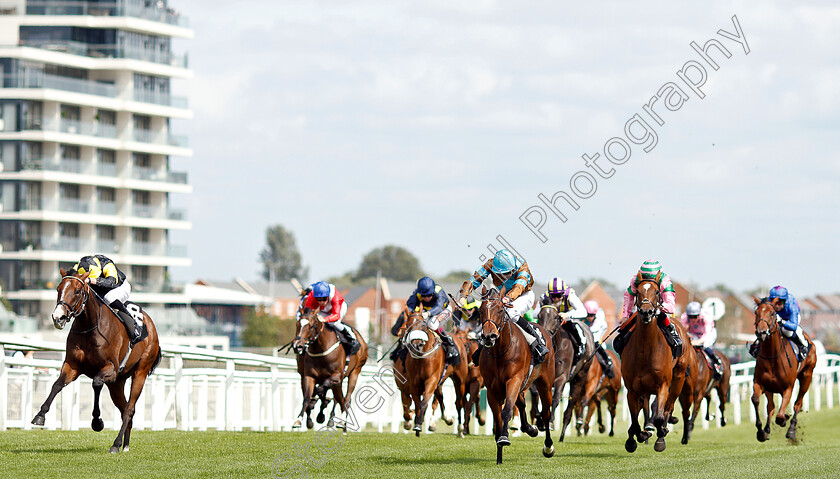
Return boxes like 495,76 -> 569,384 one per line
354,245 -> 423,281
241,308 -> 297,348
259,224 -> 308,281
439,270 -> 472,283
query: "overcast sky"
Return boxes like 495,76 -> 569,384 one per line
167,0 -> 839,297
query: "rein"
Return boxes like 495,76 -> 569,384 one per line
753,302 -> 791,366
481,296 -> 513,359
296,314 -> 335,357
403,312 -> 441,359
634,279 -> 662,321
59,276 -> 101,335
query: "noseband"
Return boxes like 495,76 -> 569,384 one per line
58,276 -> 88,323
754,302 -> 779,340
295,314 -> 323,351
635,279 -> 662,319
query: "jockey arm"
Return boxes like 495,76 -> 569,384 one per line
321,294 -> 346,323
562,293 -> 587,320
778,298 -> 801,331
589,310 -> 608,341
620,274 -> 676,319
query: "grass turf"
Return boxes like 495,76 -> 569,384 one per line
2,406 -> 839,478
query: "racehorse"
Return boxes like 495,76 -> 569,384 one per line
455,328 -> 485,435
32,270 -> 161,453
686,346 -> 731,435
532,304 -> 595,441
401,307 -> 468,436
576,349 -> 623,437
619,272 -> 697,452
751,298 -> 816,443
292,307 -> 368,432
477,287 -> 555,464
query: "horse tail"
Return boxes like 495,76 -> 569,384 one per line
149,347 -> 163,375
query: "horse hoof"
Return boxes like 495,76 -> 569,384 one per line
496,436 -> 510,447
415,430 -> 420,437
477,416 -> 486,426
403,421 -> 411,431
654,437 -> 666,452
598,424 -> 606,434
542,445 -> 555,458
720,418 -> 727,427
775,416 -> 787,427
609,430 -> 615,437
428,423 -> 437,432
757,430 -> 768,442
668,416 -> 679,424
457,425 -> 464,438
443,416 -> 454,426
123,446 -> 129,452
306,418 -> 314,429
91,417 -> 104,432
524,425 -> 538,438
638,431 -> 651,443
109,446 -> 120,454
786,429 -> 797,441
327,418 -> 335,428
316,413 -> 326,423
625,438 -> 637,453
32,415 -> 45,427
413,424 -> 422,432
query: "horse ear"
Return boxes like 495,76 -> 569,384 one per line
80,271 -> 91,281
635,271 -> 644,284
753,297 -> 762,305
654,271 -> 662,284
60,267 -> 67,277
500,285 -> 508,296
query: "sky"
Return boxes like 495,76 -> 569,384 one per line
167,0 -> 840,297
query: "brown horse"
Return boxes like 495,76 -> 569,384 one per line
32,271 -> 161,453
576,349 -> 623,437
455,328 -> 485,435
686,346 -> 731,435
620,272 -> 697,452
533,304 -> 595,441
401,307 -> 468,436
751,298 -> 816,442
477,287 -> 555,464
292,308 -> 368,432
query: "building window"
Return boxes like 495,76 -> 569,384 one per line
133,152 -> 151,168
60,144 -> 80,160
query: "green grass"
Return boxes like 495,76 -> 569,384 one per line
2,407 -> 840,478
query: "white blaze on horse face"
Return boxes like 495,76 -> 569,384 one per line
51,304 -> 67,328
642,283 -> 651,293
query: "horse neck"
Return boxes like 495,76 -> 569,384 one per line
631,314 -> 666,354
312,323 -> 337,350
759,326 -> 791,367
77,287 -> 106,330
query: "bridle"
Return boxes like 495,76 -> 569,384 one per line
635,278 -> 662,324
403,310 -> 441,359
753,299 -> 788,362
294,311 -> 324,354
57,276 -> 100,334
479,291 -> 513,357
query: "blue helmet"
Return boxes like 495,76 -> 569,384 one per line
312,281 -> 330,299
417,277 -> 436,296
769,286 -> 788,301
686,301 -> 701,316
491,249 -> 519,275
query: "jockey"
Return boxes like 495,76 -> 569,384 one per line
68,254 -> 143,345
750,286 -> 810,361
538,278 -> 588,364
680,301 -> 723,378
612,259 -> 683,358
459,249 -> 549,364
391,277 -> 460,365
302,281 -> 360,357
583,300 -> 615,379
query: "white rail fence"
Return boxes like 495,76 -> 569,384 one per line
2,336 -> 839,435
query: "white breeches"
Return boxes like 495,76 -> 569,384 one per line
507,290 -> 535,323
103,281 -> 131,304
426,304 -> 454,331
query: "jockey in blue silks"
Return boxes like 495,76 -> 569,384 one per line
750,286 -> 810,361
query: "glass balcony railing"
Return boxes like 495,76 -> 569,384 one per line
131,204 -> 157,218
132,129 -> 189,148
95,239 -> 118,254
95,202 -> 118,215
167,208 -> 186,221
20,157 -> 95,175
131,166 -> 188,184
2,73 -> 117,97
59,198 -> 90,213
97,162 -> 118,176
33,236 -> 85,252
22,1 -> 189,27
19,40 -> 188,68
133,89 -> 188,109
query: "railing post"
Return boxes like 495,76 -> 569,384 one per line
0,345 -> 6,431
731,383 -> 741,425
270,365 -> 280,432
225,359 -> 235,431
174,353 -> 187,430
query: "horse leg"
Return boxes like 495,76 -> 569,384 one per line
607,389 -> 618,437
775,386 -> 795,427
529,386 -> 539,426
428,390 -> 440,432
32,363 -> 79,426
487,390 -> 504,464
589,398 -> 601,435
549,379 -> 562,431
537,379 -> 555,458
436,386 -> 454,427
680,384 -> 696,445
294,376 -> 315,429
787,371 -> 814,442
452,374 -> 467,438
105,377 -> 129,452
463,381 -> 475,435
497,380 -> 521,447
717,384 -> 728,427
515,393 -> 538,437
414,376 -> 437,435
624,389 -> 643,453
328,378 -> 348,434
91,375 -> 106,432
751,382 -> 768,441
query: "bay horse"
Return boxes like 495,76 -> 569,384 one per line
686,346 -> 731,436
455,328 -> 485,435
751,298 -> 816,442
620,272 -> 697,452
401,307 -> 468,436
576,349 -> 622,437
32,270 -> 161,453
292,308 -> 368,432
532,303 -> 595,440
477,287 -> 555,464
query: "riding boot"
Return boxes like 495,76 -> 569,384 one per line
706,348 -> 723,379
793,328 -> 811,362
332,324 -> 360,356
439,331 -> 461,366
110,300 -> 142,345
595,342 -> 615,378
657,315 -> 683,358
517,318 -> 548,365
390,312 -> 405,337
613,327 -> 632,356
472,347 -> 481,367
390,343 -> 406,362
748,340 -> 759,358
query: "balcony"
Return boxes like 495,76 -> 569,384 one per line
20,157 -> 95,175
19,40 -> 188,68
22,1 -> 190,27
58,198 -> 90,213
2,73 -> 117,97
131,166 -> 187,184
132,128 -> 188,147
133,89 -> 188,109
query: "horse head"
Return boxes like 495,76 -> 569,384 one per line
634,271 -> 662,324
51,269 -> 90,330
401,307 -> 429,352
753,297 -> 778,343
293,308 -> 323,355
538,303 -> 560,332
479,286 -> 508,347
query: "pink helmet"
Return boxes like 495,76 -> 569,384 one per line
584,300 -> 599,315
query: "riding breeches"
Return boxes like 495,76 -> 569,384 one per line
426,304 -> 454,331
506,290 -> 535,323
103,281 -> 131,304
781,325 -> 807,344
